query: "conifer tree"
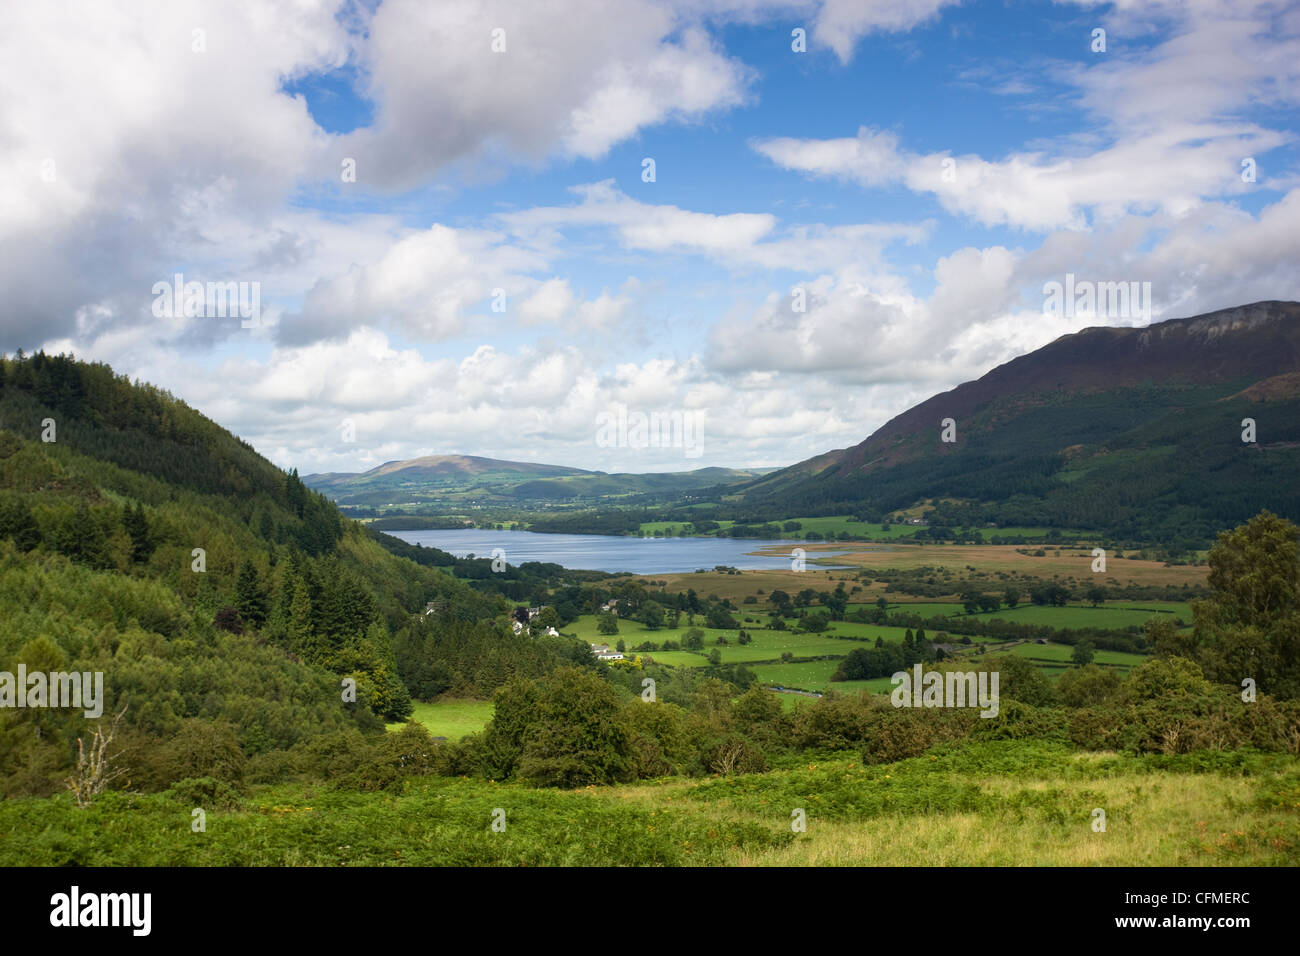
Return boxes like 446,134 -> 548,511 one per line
123,502 -> 153,563
235,559 -> 269,628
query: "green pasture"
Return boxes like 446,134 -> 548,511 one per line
857,600 -> 1194,630
989,642 -> 1147,670
748,659 -> 895,695
388,699 -> 494,740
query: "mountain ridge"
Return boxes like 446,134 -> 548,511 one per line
728,300 -> 1300,543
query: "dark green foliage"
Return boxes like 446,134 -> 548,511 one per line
49,500 -> 111,568
624,700 -> 695,777
339,723 -> 439,792
983,654 -> 1058,707
165,776 -> 242,811
123,501 -> 153,563
514,668 -> 635,788
833,638 -> 931,681
394,620 -> 581,701
1056,664 -> 1122,706
0,495 -> 40,551
706,605 -> 738,629
235,559 -> 269,628
969,701 -> 1070,745
152,719 -> 248,790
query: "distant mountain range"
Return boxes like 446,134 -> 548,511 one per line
304,454 -> 775,508
731,300 -> 1300,543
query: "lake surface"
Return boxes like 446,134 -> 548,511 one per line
386,528 -> 860,574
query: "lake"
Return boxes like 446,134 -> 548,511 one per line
385,528 -> 861,574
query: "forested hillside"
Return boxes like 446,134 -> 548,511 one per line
734,302 -> 1300,545
0,352 -> 535,798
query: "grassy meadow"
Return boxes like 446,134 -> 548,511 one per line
389,699 -> 494,739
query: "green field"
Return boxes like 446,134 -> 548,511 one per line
640,650 -> 711,667
389,699 -> 494,740
563,612 -> 1153,690
562,615 -> 696,644
989,641 -> 1148,671
869,600 -> 1194,630
819,621 -> 960,642
568,613 -> 922,672
751,659 -> 847,692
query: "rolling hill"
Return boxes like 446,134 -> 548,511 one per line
305,455 -> 773,509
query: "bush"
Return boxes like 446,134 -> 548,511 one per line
791,693 -> 877,750
860,707 -> 971,764
153,719 -> 247,790
980,655 -> 1057,707
624,701 -> 696,778
339,722 -> 437,791
513,668 -> 636,788
288,730 -> 377,781
705,735 -> 768,775
970,701 -> 1070,744
1057,665 -> 1122,707
245,749 -> 295,785
165,776 -> 242,810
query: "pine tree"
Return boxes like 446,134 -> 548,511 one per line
51,501 -> 109,568
123,502 -> 153,563
288,575 -> 314,656
235,559 -> 269,628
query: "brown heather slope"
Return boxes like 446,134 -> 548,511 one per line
745,300 -> 1300,490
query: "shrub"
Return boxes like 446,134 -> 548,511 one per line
339,722 -> 438,791
705,735 -> 768,775
624,701 -> 696,778
154,719 -> 247,790
245,749 -> 295,785
970,701 -> 1070,744
165,776 -> 242,810
514,668 -> 636,788
860,707 -> 969,764
791,693 -> 877,751
1057,665 -> 1122,707
288,730 -> 376,781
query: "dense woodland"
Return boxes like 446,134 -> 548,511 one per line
0,353 -> 504,796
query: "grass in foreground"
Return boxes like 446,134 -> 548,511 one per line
2,742 -> 1294,866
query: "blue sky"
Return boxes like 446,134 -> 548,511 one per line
3,0 -> 1298,475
